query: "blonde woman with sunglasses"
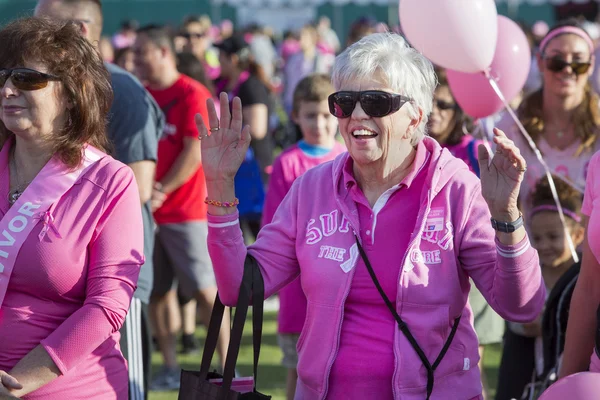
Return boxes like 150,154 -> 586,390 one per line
498,19 -> 600,217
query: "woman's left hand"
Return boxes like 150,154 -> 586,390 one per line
477,127 -> 526,222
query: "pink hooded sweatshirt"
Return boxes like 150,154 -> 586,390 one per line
207,137 -> 545,399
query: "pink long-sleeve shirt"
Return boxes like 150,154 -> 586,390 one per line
0,141 -> 144,399
261,142 -> 346,334
583,151 -> 600,373
208,137 -> 545,399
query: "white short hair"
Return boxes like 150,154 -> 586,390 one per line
331,32 -> 436,145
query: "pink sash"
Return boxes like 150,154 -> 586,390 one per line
0,143 -> 104,307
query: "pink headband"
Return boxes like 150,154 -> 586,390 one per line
530,205 -> 581,223
539,26 -> 594,54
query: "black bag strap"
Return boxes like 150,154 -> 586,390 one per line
251,256 -> 265,391
198,256 -> 254,391
221,261 -> 253,391
355,236 -> 461,400
199,295 -> 228,380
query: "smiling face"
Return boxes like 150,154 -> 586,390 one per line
0,61 -> 69,140
336,76 -> 418,168
293,99 -> 338,147
428,85 -> 457,145
530,211 -> 584,268
538,33 -> 593,98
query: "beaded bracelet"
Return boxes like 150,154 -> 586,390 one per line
204,197 -> 240,208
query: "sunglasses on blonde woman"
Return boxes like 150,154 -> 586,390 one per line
0,68 -> 61,91
544,57 -> 591,75
328,90 -> 412,118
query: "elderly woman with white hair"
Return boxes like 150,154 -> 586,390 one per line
197,33 -> 545,400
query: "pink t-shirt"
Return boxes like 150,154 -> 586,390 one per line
262,142 -> 346,334
444,135 -> 484,176
499,114 -> 600,215
0,142 -> 144,399
327,142 -> 429,399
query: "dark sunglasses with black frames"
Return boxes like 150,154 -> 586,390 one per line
328,90 -> 412,119
433,99 -> 457,111
181,32 -> 205,40
543,56 -> 592,76
0,68 -> 61,91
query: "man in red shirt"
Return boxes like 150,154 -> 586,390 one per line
133,24 -> 230,391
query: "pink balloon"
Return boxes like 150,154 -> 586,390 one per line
446,16 -> 531,119
399,0 -> 498,73
539,372 -> 600,399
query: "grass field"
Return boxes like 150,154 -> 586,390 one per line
148,311 -> 502,400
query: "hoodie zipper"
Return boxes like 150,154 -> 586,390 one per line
320,227 -> 361,400
391,189 -> 433,399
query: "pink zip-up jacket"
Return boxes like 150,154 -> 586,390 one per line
208,137 -> 545,399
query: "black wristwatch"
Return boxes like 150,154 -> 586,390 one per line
490,214 -> 524,233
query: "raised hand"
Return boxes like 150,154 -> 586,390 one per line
477,127 -> 526,223
196,92 -> 252,183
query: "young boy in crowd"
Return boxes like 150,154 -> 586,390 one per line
261,73 -> 346,400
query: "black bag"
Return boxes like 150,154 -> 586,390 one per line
178,255 -> 271,400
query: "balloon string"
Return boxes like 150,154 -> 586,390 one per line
484,71 -> 579,264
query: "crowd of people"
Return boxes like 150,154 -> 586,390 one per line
0,1 -> 600,400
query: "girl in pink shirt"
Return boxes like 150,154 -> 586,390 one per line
0,18 -> 143,399
198,33 -> 544,399
261,74 -> 345,400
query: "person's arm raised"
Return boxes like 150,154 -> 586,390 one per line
200,93 -> 301,306
560,216 -> 600,377
477,128 -> 527,245
196,92 -> 251,216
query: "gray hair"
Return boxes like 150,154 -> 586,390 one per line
331,32 -> 436,145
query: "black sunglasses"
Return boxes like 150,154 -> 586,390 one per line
182,32 -> 205,40
0,68 -> 61,91
544,57 -> 591,75
433,99 -> 457,111
328,90 -> 412,119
